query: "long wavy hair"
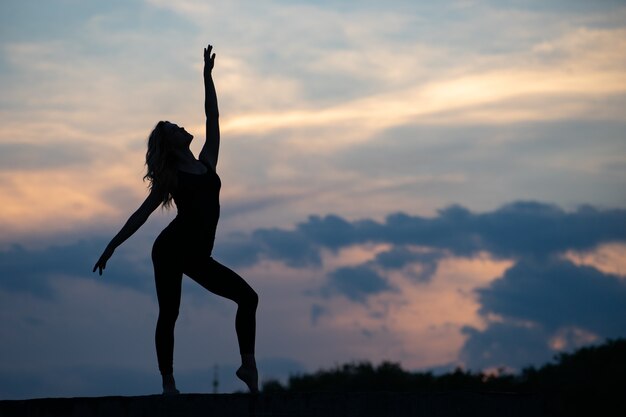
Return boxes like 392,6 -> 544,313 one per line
144,121 -> 178,209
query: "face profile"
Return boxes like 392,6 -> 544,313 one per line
163,121 -> 193,149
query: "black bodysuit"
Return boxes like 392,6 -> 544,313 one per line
161,164 -> 221,256
151,162 -> 257,376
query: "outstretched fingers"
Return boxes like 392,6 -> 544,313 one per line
204,44 -> 215,59
204,44 -> 216,69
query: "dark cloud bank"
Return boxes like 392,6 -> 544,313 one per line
217,201 -> 625,268
2,201 -> 625,372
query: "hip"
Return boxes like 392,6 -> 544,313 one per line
152,221 -> 216,259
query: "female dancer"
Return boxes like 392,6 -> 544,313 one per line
93,45 -> 259,394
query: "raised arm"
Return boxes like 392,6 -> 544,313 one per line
93,188 -> 163,275
199,44 -> 220,171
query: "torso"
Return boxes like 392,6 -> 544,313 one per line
162,160 -> 221,252
177,160 -> 210,175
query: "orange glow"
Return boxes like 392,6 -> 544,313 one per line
320,244 -> 392,270
549,326 -> 599,351
213,27 -> 626,156
0,155 -> 146,239
220,64 -> 626,142
563,243 -> 626,279
386,253 -> 514,368
0,171 -> 110,235
234,251 -> 514,369
290,250 -> 514,369
2,24 -> 624,242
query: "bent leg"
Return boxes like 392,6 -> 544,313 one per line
185,257 -> 259,392
184,257 -> 258,355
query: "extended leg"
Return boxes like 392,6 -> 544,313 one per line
153,248 -> 183,394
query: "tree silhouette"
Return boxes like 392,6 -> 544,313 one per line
263,338 -> 626,415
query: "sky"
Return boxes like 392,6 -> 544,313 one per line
1,0 -> 625,399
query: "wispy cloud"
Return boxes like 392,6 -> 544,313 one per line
220,26 -> 626,143
1,0 -> 625,240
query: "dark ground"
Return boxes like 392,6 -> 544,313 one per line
0,391 -> 546,417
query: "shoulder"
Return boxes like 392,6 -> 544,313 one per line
199,157 -> 217,173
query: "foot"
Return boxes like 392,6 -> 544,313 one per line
162,374 -> 180,395
236,365 -> 259,393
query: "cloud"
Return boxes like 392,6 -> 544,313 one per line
216,201 -> 626,268
298,214 -> 361,250
0,238 -> 153,298
564,243 -> 626,277
2,1 -> 625,243
460,322 -> 553,371
217,201 -> 626,342
0,142 -> 94,171
145,0 -> 626,139
2,0 -> 625,398
374,247 -> 442,281
477,258 -> 626,336
310,303 -> 328,326
251,228 -> 322,268
1,199 -> 625,394
459,257 -> 626,370
4,200 -> 624,306
323,265 -> 394,303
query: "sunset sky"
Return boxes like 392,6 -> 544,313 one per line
1,0 -> 625,398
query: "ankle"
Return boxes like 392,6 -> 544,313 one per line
236,365 -> 259,393
241,354 -> 256,369
162,373 -> 180,395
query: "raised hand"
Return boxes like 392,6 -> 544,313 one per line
201,42 -> 220,168
204,44 -> 216,76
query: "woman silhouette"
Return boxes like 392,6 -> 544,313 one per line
93,44 -> 259,394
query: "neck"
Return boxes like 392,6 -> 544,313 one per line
173,147 -> 195,164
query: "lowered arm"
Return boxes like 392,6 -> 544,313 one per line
93,187 -> 162,275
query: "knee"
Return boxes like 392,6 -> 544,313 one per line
241,288 -> 258,310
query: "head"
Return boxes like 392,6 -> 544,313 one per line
144,121 -> 193,208
164,121 -> 194,149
